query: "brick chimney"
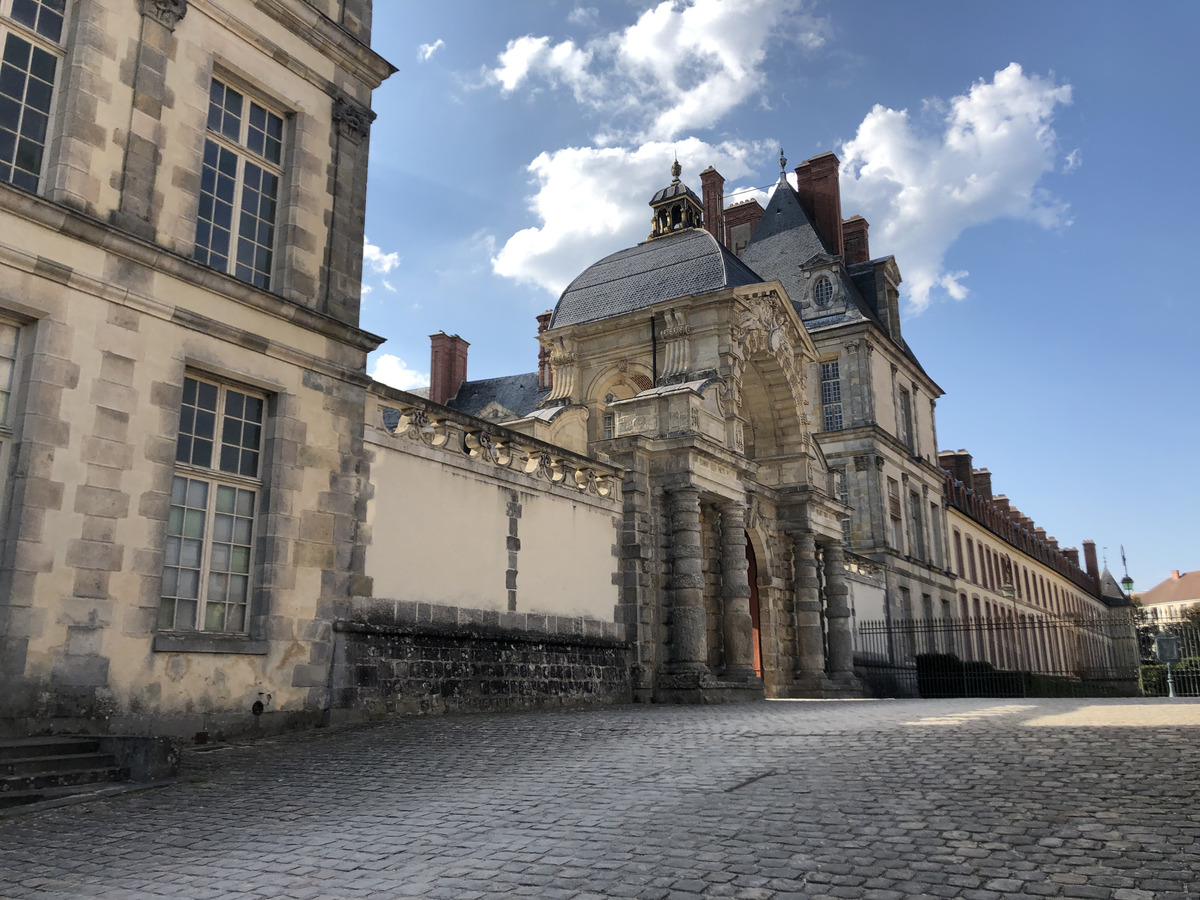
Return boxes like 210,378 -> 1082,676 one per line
699,166 -> 725,246
429,331 -> 469,406
972,468 -> 993,502
937,449 -> 973,489
1082,540 -> 1100,584
536,312 -> 552,391
1171,569 -> 1181,580
794,152 -> 844,258
724,198 -> 764,256
843,215 -> 870,265
1063,547 -> 1080,568
1045,536 -> 1059,551
992,494 -> 1011,515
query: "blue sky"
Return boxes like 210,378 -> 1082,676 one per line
358,1 -> 1200,593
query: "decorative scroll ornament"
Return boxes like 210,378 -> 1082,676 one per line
139,0 -> 187,30
382,406 -> 448,447
464,430 -> 512,467
333,96 -> 375,143
543,336 -> 577,403
659,307 -> 691,383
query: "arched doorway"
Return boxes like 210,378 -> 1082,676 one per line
746,531 -> 763,678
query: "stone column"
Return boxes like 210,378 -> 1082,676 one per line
791,532 -> 828,687
823,541 -> 856,680
667,487 -> 708,678
719,503 -> 755,681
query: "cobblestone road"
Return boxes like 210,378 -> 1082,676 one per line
1,698 -> 1198,899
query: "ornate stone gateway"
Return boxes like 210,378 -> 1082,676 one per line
517,162 -> 865,701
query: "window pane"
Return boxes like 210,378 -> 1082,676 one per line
191,437 -> 212,468
216,484 -> 236,514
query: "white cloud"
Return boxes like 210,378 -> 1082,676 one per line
370,354 -> 430,392
839,63 -> 1073,312
568,6 -> 598,27
489,0 -> 827,142
417,39 -> 445,62
492,138 -> 764,296
1064,148 -> 1082,172
363,237 -> 400,274
361,284 -> 373,295
382,279 -> 396,292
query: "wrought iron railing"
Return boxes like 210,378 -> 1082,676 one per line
850,610 -> 1192,699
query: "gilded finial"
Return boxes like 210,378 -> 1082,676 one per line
779,148 -> 787,172
671,156 -> 682,182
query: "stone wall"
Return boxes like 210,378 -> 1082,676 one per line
331,597 -> 631,716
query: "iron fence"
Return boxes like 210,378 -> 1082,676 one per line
852,609 -> 1198,699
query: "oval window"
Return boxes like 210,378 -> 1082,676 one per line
814,276 -> 833,307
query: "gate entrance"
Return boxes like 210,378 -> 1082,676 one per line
746,532 -> 762,678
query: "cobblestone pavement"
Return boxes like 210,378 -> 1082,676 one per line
1,698 -> 1198,899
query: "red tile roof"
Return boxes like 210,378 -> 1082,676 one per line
1140,570 -> 1200,607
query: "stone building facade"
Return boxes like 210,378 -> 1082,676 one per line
0,0 -> 394,736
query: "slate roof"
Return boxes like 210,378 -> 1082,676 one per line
446,372 -> 547,419
1140,570 -> 1200,607
738,177 -> 829,308
1099,567 -> 1132,607
549,228 -> 764,329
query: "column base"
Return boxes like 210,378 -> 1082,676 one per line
655,666 -> 764,704
779,670 -> 865,699
720,664 -> 759,683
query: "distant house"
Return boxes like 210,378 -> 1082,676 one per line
1140,570 -> 1200,620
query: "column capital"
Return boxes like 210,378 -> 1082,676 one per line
139,0 -> 187,30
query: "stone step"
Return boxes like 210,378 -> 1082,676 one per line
0,752 -> 120,777
0,737 -> 101,761
0,765 -> 129,795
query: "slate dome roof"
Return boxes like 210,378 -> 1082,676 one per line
549,228 -> 765,329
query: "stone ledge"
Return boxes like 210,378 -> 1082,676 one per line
152,633 -> 269,655
333,618 -> 629,651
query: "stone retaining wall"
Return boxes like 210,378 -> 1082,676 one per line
330,598 -> 632,717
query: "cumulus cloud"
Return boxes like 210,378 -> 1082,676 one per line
489,0 -> 827,142
370,354 -> 430,392
363,237 -> 400,274
417,39 -> 445,62
839,63 -> 1073,311
1064,148 -> 1082,172
492,138 -> 765,296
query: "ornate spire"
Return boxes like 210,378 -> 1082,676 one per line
671,157 -> 682,183
778,148 -> 787,173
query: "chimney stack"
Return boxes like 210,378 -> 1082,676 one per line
536,312 -> 552,391
1082,540 -> 1100,584
429,331 -> 469,406
794,152 -> 844,258
724,198 -> 764,256
1063,547 -> 1080,567
972,468 -> 993,502
699,166 -> 725,247
1172,569 -> 1181,580
843,215 -> 870,265
938,449 -> 974,490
